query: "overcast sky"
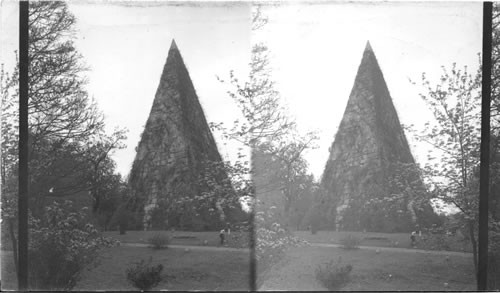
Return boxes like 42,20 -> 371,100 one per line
257,2 -> 482,179
1,1 -> 482,182
67,2 -> 253,178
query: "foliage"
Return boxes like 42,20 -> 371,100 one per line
315,257 -> 353,290
210,6 -> 318,232
353,161 -> 441,233
259,134 -> 319,225
2,4 -> 125,285
193,158 -> 254,223
254,205 -> 308,273
492,3 -> 500,126
126,257 -> 164,291
85,129 -> 127,213
92,176 -> 127,231
417,233 -> 472,252
409,59 -> 482,274
148,233 -> 170,250
109,203 -> 136,234
301,198 -> 324,233
489,5 -> 500,289
212,30 -> 295,148
410,61 -> 481,215
339,234 -> 361,250
148,203 -> 170,230
0,64 -> 18,192
1,0 -> 127,215
488,222 -> 500,289
26,2 -> 112,210
28,200 -> 118,290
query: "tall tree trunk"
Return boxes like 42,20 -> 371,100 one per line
468,220 -> 478,279
8,218 -> 19,277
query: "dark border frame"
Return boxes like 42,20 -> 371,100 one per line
18,1 -> 29,290
15,1 -> 493,291
479,2 -> 492,291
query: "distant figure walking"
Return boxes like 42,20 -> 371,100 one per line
220,224 -> 231,246
410,231 -> 417,248
220,229 -> 226,246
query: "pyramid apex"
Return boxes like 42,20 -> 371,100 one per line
170,39 -> 178,51
364,41 -> 373,52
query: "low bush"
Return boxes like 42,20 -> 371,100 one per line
315,257 -> 353,290
28,201 -> 119,290
339,234 -> 361,250
148,233 -> 170,249
126,257 -> 163,290
255,210 -> 308,279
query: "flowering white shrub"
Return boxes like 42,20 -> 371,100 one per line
28,200 -> 119,290
255,209 -> 308,272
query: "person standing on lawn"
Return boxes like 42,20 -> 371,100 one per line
410,231 -> 417,248
219,228 -> 226,246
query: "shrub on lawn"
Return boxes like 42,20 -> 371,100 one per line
255,210 -> 308,274
126,257 -> 163,290
148,233 -> 170,249
28,201 -> 119,290
339,234 -> 361,250
315,257 -> 353,290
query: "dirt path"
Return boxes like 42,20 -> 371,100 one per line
309,242 -> 472,257
120,242 -> 250,253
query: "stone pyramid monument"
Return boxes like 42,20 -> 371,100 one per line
128,40 -> 243,230
320,42 -> 436,232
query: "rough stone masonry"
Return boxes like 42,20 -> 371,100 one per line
128,40 -> 242,231
321,42 -> 436,232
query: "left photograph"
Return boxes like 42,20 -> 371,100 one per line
1,2 -> 253,290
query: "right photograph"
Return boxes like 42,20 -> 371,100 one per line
247,2 -> 496,290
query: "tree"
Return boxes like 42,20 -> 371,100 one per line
1,2 -> 122,213
410,60 -> 482,275
488,4 -> 500,289
212,6 -> 314,274
492,4 -> 500,127
82,128 -> 127,214
1,2 -> 126,284
490,3 -> 500,220
1,1 -> 127,217
212,7 -> 295,149
257,134 -> 318,227
363,161 -> 441,232
213,6 -> 318,228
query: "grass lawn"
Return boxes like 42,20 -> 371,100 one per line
102,230 -> 250,248
1,242 -> 251,291
74,245 -> 251,291
259,245 -> 475,291
1,251 -> 16,291
295,230 -> 472,252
